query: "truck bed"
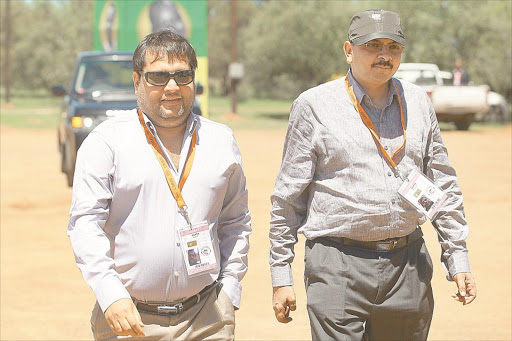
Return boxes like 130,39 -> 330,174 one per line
431,85 -> 489,115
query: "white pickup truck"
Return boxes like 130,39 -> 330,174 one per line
395,63 -> 489,130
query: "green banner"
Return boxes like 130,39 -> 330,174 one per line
94,0 -> 208,115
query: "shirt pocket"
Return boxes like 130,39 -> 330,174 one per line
404,136 -> 425,170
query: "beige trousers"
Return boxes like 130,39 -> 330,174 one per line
91,286 -> 235,341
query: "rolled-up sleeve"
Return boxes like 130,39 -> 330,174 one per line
424,105 -> 471,280
269,99 -> 317,287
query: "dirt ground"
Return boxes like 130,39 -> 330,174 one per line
1,124 -> 511,340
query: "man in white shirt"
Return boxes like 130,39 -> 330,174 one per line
68,29 -> 251,340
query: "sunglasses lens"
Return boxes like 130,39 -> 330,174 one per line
146,72 -> 171,85
144,70 -> 194,86
174,71 -> 194,85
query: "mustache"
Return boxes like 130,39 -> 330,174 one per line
372,60 -> 393,67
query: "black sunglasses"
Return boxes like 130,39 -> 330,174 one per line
139,70 -> 195,86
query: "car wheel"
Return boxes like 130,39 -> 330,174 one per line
454,114 -> 474,131
60,141 -> 67,173
64,142 -> 75,187
454,120 -> 471,130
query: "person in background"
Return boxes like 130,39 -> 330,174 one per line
452,58 -> 470,85
68,29 -> 251,340
269,9 -> 476,341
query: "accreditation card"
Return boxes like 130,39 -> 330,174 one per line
398,168 -> 448,220
179,221 -> 219,277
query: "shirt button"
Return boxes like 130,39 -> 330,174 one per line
174,271 -> 179,278
384,146 -> 389,150
388,172 -> 393,177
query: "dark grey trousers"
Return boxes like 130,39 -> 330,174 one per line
304,231 -> 434,341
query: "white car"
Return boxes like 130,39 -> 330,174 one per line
395,63 -> 489,130
440,73 -> 509,122
440,63 -> 510,122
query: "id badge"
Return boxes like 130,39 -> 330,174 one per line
179,221 -> 219,277
398,168 -> 448,220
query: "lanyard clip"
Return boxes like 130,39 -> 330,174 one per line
394,167 -> 406,181
179,205 -> 193,229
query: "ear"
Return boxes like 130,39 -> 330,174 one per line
343,41 -> 353,64
133,71 -> 141,93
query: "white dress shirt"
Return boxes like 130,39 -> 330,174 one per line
68,109 -> 251,312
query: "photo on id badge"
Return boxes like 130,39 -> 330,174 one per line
187,242 -> 201,266
417,192 -> 435,211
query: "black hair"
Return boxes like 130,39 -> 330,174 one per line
132,29 -> 197,72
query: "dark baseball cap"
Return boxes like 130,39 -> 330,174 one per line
348,9 -> 406,46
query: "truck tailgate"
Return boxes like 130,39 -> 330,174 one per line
432,86 -> 489,114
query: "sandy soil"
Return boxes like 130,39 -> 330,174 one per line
1,124 -> 511,340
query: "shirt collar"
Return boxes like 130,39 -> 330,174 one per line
347,68 -> 398,107
140,109 -> 199,137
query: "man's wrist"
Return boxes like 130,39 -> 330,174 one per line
270,264 -> 294,287
94,276 -> 131,312
447,252 -> 471,281
219,276 -> 242,309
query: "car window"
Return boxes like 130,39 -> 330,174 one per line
395,69 -> 437,86
75,60 -> 134,94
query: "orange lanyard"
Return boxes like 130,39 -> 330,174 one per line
137,108 -> 197,220
344,75 -> 406,169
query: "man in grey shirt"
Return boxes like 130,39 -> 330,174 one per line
269,9 -> 476,340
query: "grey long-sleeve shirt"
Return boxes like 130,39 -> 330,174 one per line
269,71 -> 470,287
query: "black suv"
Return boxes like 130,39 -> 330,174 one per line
53,51 -> 203,186
52,52 -> 137,186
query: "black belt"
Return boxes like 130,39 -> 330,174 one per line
329,228 -> 423,252
134,281 -> 219,316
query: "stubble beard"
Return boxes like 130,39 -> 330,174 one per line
137,85 -> 195,129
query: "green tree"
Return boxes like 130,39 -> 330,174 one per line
1,1 -> 93,94
384,0 -> 511,97
242,0 -> 352,99
241,0 -> 511,100
2,0 -> 510,101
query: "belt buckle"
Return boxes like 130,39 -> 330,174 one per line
376,240 -> 397,251
157,303 -> 183,315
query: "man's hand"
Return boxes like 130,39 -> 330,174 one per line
104,298 -> 145,337
452,272 -> 477,305
273,286 -> 296,323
